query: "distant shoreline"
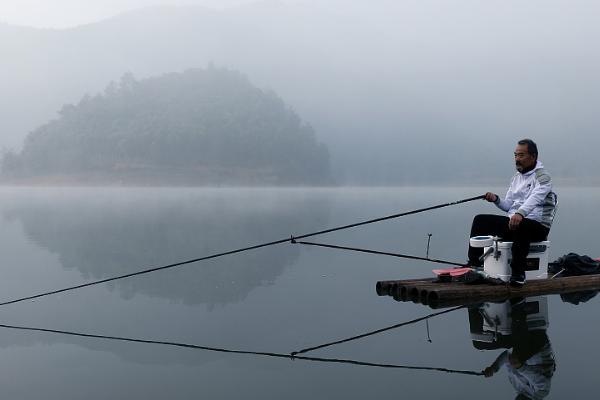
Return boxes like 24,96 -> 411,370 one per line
0,175 -> 595,188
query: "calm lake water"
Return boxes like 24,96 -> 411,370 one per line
0,186 -> 596,399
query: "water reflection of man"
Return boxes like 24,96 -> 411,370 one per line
482,298 -> 556,400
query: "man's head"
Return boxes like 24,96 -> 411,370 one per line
514,139 -> 538,173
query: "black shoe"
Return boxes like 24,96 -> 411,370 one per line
509,296 -> 526,306
509,274 -> 526,287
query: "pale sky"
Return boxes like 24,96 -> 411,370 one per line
0,0 -> 267,28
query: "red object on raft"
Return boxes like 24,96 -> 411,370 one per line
432,267 -> 472,277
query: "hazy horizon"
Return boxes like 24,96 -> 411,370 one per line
1,0 -> 598,184
0,0 -> 271,29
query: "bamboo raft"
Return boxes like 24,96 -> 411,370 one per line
376,274 -> 600,309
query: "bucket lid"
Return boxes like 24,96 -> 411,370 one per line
470,235 -> 494,248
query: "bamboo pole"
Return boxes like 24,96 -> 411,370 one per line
376,278 -> 435,296
378,275 -> 600,309
427,275 -> 600,307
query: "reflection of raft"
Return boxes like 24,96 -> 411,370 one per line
376,275 -> 600,309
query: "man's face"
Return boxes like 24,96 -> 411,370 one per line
514,144 -> 536,172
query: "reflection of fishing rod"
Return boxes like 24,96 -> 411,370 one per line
291,306 -> 464,356
0,195 -> 484,307
0,322 -> 482,376
299,356 -> 483,376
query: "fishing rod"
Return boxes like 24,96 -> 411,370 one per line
290,306 -> 464,356
0,321 -> 482,376
292,240 -> 466,267
0,194 -> 485,307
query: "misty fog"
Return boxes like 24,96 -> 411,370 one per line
1,3 -> 599,398
1,0 -> 598,184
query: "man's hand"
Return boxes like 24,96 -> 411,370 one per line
483,366 -> 495,378
484,192 -> 498,203
509,213 -> 523,230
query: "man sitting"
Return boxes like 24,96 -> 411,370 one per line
468,139 -> 557,286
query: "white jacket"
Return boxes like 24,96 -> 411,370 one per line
495,343 -> 555,400
495,161 -> 556,228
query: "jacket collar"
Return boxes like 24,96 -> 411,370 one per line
521,160 -> 543,176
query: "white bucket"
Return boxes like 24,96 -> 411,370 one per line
481,240 -> 550,282
469,235 -> 494,248
470,296 -> 549,344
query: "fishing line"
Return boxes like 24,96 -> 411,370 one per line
290,306 -> 464,356
293,240 -> 466,267
0,194 -> 484,307
0,321 -> 482,376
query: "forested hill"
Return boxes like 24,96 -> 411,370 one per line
2,67 -> 331,185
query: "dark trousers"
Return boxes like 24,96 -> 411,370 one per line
468,214 -> 549,276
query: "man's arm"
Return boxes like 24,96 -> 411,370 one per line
484,350 -> 509,377
487,177 -> 516,212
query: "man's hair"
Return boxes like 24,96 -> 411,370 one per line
518,139 -> 538,158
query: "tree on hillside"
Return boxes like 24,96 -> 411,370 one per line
3,67 -> 331,184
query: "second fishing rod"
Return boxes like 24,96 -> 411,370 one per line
0,194 -> 485,307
